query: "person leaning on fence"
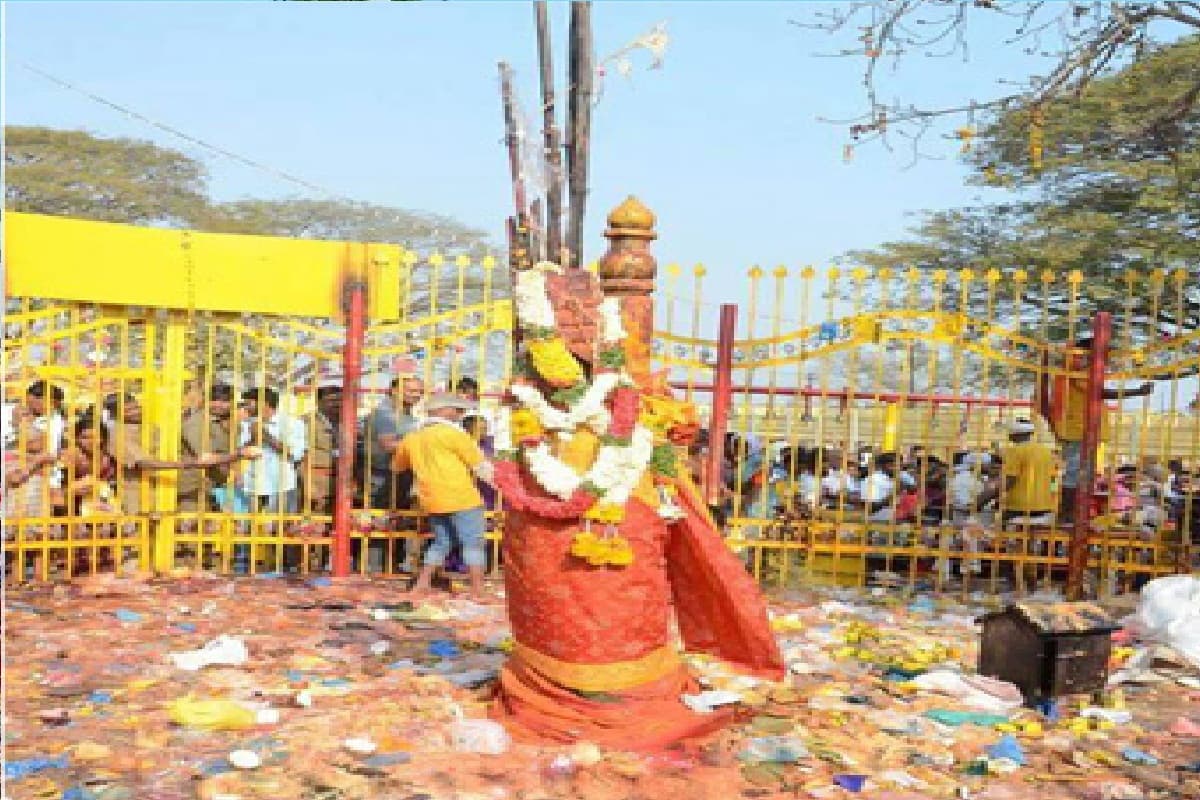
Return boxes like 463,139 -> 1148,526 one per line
238,387 -> 307,514
303,382 -> 342,515
3,401 -> 60,527
366,376 -> 424,507
178,384 -> 240,514
391,392 -> 496,600
949,451 -> 986,520
102,392 -> 245,520
861,452 -> 899,522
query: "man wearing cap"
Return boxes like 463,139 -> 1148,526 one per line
391,391 -> 496,599
987,419 -> 1057,525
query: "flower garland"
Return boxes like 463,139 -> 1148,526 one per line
510,373 -> 619,433
506,261 -> 685,568
513,265 -> 559,329
522,425 -> 655,505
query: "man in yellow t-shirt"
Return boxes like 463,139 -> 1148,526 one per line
392,392 -> 495,599
1000,419 -> 1057,523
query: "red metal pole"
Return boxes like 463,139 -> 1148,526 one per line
333,262 -> 367,579
1068,312 -> 1111,600
705,304 -> 737,507
671,383 -> 1032,409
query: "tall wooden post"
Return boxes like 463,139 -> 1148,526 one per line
566,1 -> 593,269
596,196 -> 657,386
1067,312 -> 1111,600
707,304 -> 738,508
333,246 -> 366,579
498,62 -> 529,231
535,1 -> 564,263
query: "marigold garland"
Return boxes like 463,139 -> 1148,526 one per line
528,338 -> 584,388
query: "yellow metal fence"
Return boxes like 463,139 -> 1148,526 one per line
5,212 -> 1197,597
655,265 -> 1199,596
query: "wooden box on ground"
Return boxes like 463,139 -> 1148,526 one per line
977,602 -> 1119,704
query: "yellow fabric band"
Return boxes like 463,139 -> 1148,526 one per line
512,642 -> 681,693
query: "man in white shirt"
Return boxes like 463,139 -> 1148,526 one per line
862,452 -> 898,522
949,452 -> 986,518
239,387 -> 307,513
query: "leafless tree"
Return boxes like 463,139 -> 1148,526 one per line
796,1 -> 1200,164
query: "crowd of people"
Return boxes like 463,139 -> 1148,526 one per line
3,375 -> 499,588
697,426 -> 1199,538
5,369 -> 1199,585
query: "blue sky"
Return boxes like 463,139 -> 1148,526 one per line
6,1 -> 1083,329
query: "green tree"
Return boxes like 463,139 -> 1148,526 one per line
202,197 -> 489,255
843,37 -> 1200,347
4,126 -> 209,225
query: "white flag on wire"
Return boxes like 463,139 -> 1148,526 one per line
595,21 -> 669,104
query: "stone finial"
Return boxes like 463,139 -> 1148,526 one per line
598,196 -> 657,296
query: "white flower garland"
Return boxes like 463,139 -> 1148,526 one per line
523,425 -> 656,504
510,373 -> 620,433
598,297 -> 627,344
493,406 -> 513,453
514,266 -> 559,330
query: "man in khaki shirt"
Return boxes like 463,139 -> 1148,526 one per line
179,385 -> 245,512
302,383 -> 341,514
101,387 -> 244,515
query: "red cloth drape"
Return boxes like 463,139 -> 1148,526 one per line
493,471 -> 783,748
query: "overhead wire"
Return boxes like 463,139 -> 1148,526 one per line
15,60 -> 348,200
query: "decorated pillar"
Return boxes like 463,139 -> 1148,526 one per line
597,196 -> 657,386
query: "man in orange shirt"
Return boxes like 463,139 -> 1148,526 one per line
392,392 -> 495,599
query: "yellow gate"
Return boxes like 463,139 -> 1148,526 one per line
4,300 -> 157,580
3,212 -> 521,583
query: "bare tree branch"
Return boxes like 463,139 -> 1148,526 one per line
797,1 -> 1200,160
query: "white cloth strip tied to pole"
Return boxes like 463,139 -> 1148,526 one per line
594,21 -> 669,104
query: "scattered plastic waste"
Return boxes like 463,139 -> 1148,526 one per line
228,749 -> 262,769
682,689 -> 742,713
738,736 -> 810,763
428,639 -> 461,659
450,714 -> 510,754
168,634 -> 248,671
1121,746 -> 1159,766
5,577 -> 1197,799
985,735 -> 1026,765
343,737 -> 377,754
833,773 -> 868,792
924,710 -> 1010,727
167,697 -> 277,731
1081,707 -> 1133,725
5,755 -> 69,781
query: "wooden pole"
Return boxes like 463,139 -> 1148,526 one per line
333,246 -> 367,578
566,1 -> 593,269
498,61 -> 529,227
707,305 -> 739,508
1068,313 -> 1112,601
535,1 -> 564,264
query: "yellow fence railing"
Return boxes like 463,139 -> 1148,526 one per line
4,212 -> 1197,596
